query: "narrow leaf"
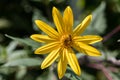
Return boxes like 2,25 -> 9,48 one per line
3,58 -> 41,67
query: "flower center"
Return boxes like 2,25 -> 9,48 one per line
60,34 -> 73,48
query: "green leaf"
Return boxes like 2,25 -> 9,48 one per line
3,58 -> 41,67
118,39 -> 120,42
65,67 -> 81,80
16,66 -> 27,80
110,72 -> 120,80
5,34 -> 40,50
0,45 -> 7,63
8,50 -> 29,61
6,41 -> 19,55
106,50 -> 119,58
0,18 -> 11,29
32,8 -> 48,32
84,1 -> 107,35
81,71 -> 95,80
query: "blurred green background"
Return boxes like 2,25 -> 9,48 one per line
0,0 -> 120,80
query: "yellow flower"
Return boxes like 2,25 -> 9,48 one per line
30,6 -> 102,79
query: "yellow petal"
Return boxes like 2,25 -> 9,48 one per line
73,35 -> 103,44
65,48 -> 81,75
52,7 -> 64,34
41,48 -> 60,69
73,15 -> 92,36
78,42 -> 101,56
85,50 -> 102,57
72,42 -> 85,54
63,6 -> 73,33
58,49 -> 67,79
35,42 -> 60,54
35,20 -> 59,39
30,34 -> 56,43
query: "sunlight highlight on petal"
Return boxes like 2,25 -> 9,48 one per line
78,42 -> 101,56
30,34 -> 56,43
63,6 -> 73,33
85,50 -> 102,56
41,48 -> 60,69
58,50 -> 67,79
65,48 -> 81,75
73,15 -> 92,36
73,35 -> 103,44
35,20 -> 59,39
35,42 -> 60,54
73,42 -> 85,54
52,7 -> 64,34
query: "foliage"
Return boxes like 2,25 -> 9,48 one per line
0,0 -> 120,80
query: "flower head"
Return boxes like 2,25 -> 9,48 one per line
30,6 -> 102,79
